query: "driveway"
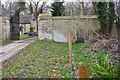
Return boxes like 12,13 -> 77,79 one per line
0,37 -> 38,63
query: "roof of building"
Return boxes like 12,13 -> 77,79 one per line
19,15 -> 32,24
0,6 -> 15,17
0,6 -> 32,24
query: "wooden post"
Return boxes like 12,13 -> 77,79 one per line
68,31 -> 73,67
78,62 -> 90,80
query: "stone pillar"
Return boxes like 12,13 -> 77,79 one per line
10,9 -> 20,40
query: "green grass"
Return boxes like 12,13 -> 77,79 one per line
0,40 -> 13,46
0,41 -> 2,45
20,34 -> 32,40
2,40 -> 118,78
2,40 -> 72,78
72,43 -> 119,78
0,35 -> 32,46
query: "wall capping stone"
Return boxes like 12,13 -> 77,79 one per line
38,15 -> 98,20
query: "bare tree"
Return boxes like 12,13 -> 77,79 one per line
80,2 -> 93,15
0,0 -> 1,6
0,0 -> 12,10
116,1 -> 120,55
64,2 -> 82,16
28,0 -> 47,33
64,1 -> 94,16
80,2 -> 86,15
2,0 -> 26,12
92,2 -> 97,15
29,2 -> 33,15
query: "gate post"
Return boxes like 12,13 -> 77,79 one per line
10,9 -> 20,40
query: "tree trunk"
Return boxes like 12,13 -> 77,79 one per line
36,17 -> 38,33
116,2 -> 120,78
117,19 -> 120,79
92,2 -> 97,15
117,2 -> 120,56
117,19 -> 120,56
81,2 -> 86,15
108,2 -> 115,34
9,2 -> 12,10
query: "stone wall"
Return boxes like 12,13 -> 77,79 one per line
0,16 -> 10,41
38,15 -> 100,43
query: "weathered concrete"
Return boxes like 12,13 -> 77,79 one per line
38,14 -> 100,43
0,37 -> 37,63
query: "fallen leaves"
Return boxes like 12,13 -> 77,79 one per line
2,41 -> 72,78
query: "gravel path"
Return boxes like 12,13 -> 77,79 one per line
0,37 -> 38,63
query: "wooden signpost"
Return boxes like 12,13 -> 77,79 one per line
68,31 -> 90,79
68,31 -> 73,67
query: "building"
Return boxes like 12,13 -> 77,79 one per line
0,6 -> 14,41
19,15 -> 32,35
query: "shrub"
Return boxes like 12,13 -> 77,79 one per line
30,26 -> 35,33
19,26 -> 23,31
29,32 -> 38,36
73,45 -> 119,78
90,52 -> 119,78
24,32 -> 29,34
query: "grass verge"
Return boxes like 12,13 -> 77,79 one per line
20,34 -> 32,40
0,40 -> 13,46
2,40 -> 72,78
2,40 -> 118,78
0,34 -> 32,46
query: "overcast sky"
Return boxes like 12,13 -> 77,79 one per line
1,0 -> 119,6
1,0 -> 118,3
